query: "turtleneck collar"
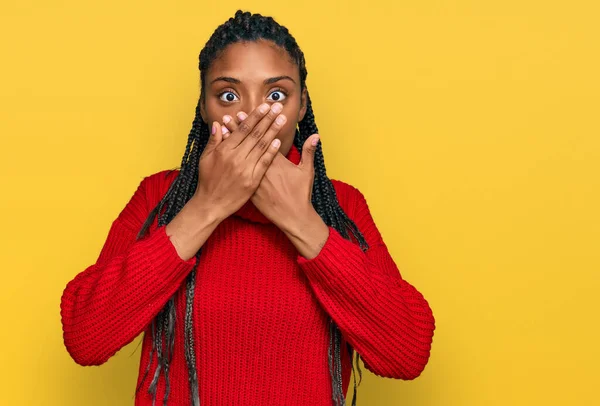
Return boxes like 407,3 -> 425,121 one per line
233,145 -> 301,224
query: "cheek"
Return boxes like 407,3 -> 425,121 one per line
205,101 -> 230,123
279,103 -> 300,136
278,118 -> 297,141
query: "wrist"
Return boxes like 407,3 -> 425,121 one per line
165,195 -> 224,261
283,207 -> 329,260
189,194 -> 227,225
282,205 -> 318,236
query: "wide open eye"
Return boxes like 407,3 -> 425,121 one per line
218,91 -> 239,102
267,89 -> 287,102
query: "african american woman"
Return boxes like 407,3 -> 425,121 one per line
60,9 -> 436,406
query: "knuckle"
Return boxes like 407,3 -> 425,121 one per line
260,156 -> 271,167
238,122 -> 252,133
255,138 -> 269,151
242,176 -> 254,190
249,127 -> 263,139
263,151 -> 276,165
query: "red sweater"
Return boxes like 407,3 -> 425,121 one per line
60,146 -> 436,405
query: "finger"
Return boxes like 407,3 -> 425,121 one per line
221,112 -> 246,140
221,115 -> 236,140
221,115 -> 234,140
204,121 -> 223,153
299,134 -> 320,169
246,111 -> 287,163
221,124 -> 230,139
237,102 -> 284,156
253,138 -> 281,180
225,102 -> 272,147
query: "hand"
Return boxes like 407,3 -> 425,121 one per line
193,102 -> 287,221
222,111 -> 329,259
251,136 -> 322,234
220,110 -> 321,234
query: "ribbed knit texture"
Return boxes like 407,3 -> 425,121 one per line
60,146 -> 436,405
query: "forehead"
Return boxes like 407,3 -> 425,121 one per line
206,40 -> 299,83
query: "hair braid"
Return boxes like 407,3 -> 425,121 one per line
134,10 -> 368,405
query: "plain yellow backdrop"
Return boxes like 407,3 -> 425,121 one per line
1,1 -> 598,405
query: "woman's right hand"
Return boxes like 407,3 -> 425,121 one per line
193,102 -> 287,220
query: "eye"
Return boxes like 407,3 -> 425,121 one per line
267,89 -> 287,102
218,91 -> 239,102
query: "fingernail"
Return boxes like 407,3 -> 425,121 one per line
272,138 -> 281,148
222,126 -> 229,134
223,115 -> 231,124
237,112 -> 247,120
259,103 -> 269,114
312,135 -> 320,146
276,115 -> 286,125
271,103 -> 282,113
212,122 -> 217,135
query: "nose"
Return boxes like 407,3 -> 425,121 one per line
240,95 -> 267,116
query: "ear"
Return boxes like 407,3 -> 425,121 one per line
200,95 -> 207,123
297,87 -> 308,122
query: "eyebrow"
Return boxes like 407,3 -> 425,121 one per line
210,75 -> 296,85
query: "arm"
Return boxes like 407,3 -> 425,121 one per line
292,184 -> 436,380
60,174 -> 221,366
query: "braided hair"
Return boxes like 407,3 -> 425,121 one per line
134,10 -> 368,406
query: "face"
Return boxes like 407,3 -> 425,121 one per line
200,39 -> 307,157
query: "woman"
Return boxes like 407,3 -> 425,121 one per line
60,10 -> 436,406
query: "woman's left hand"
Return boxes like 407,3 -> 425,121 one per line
221,112 -> 330,259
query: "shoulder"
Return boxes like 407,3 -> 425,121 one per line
330,178 -> 362,197
113,169 -> 180,230
136,168 -> 180,209
329,178 -> 383,246
141,168 -> 180,186
330,178 -> 367,217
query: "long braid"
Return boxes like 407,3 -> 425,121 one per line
134,10 -> 368,405
134,99 -> 206,405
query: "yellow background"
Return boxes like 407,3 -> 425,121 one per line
1,1 -> 598,404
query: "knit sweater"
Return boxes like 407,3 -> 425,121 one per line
60,146 -> 436,405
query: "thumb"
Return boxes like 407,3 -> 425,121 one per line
300,134 -> 319,169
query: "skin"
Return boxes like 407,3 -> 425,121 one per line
224,113 -> 330,260
164,103 -> 285,262
166,39 -> 329,260
199,39 -> 306,157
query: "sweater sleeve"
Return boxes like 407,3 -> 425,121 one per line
60,174 -> 197,366
296,184 -> 436,380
